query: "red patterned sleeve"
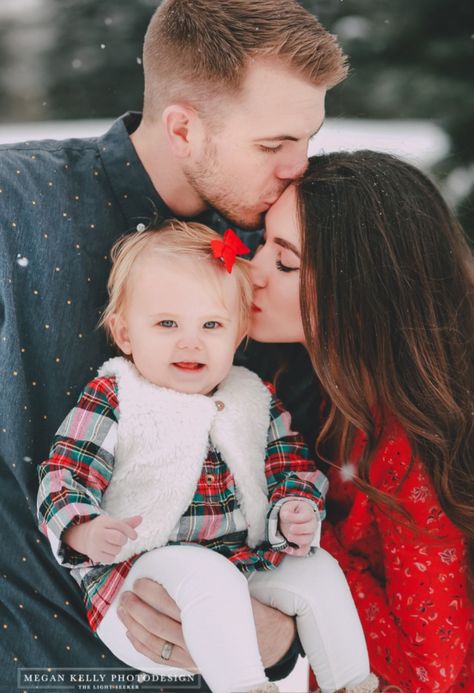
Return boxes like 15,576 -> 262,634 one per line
321,429 -> 472,692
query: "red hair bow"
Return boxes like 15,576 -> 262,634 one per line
210,228 -> 250,273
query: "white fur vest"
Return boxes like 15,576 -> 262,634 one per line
98,357 -> 272,562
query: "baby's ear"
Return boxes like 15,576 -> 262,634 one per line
109,313 -> 132,355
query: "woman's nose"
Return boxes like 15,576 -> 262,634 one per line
250,252 -> 267,288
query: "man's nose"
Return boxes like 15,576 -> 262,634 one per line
275,155 -> 309,181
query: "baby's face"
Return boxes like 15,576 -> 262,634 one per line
112,255 -> 242,395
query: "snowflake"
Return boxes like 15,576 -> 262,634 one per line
340,462 -> 356,481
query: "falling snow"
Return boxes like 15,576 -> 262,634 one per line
340,462 -> 356,481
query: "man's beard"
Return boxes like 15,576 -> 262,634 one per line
183,139 -> 264,231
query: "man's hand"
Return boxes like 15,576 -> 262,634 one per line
118,581 -> 197,671
117,579 -> 296,670
63,515 -> 142,564
278,500 -> 316,556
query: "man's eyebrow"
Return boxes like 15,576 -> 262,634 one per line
274,237 -> 300,258
255,119 -> 325,143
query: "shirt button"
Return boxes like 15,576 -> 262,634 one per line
215,400 -> 225,411
205,474 -> 215,484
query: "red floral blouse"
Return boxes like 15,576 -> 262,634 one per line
311,415 -> 473,692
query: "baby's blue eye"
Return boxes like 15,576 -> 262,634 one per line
203,321 -> 221,329
158,320 -> 177,328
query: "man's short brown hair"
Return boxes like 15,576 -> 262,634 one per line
142,0 -> 348,120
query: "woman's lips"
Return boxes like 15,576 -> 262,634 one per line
251,304 -> 262,313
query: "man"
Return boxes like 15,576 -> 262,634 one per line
0,0 -> 347,689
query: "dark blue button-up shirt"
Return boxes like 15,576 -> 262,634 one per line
0,113 -> 304,691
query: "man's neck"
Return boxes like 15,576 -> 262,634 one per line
130,120 -> 208,218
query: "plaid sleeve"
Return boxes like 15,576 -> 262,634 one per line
264,386 -> 328,551
37,376 -> 119,567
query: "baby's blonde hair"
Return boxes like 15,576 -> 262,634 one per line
100,220 -> 253,346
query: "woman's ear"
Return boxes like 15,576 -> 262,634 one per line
109,313 -> 132,355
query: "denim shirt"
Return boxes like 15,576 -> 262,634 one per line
0,113 -> 301,690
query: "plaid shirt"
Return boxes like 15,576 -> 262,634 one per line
37,376 -> 327,631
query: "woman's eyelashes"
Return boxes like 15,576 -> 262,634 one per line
254,238 -> 299,272
276,259 -> 299,273
259,144 -> 283,154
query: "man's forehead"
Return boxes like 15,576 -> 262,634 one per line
239,58 -> 326,100
230,63 -> 326,135
252,118 -> 325,144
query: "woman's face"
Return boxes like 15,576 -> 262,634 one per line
249,185 -> 306,344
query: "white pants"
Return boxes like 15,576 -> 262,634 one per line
97,545 -> 369,693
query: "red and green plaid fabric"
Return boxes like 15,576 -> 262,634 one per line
37,376 -> 327,631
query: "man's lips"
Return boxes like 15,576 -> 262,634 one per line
172,362 -> 205,371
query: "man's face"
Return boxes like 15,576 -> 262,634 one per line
113,255 -> 242,395
185,60 -> 326,230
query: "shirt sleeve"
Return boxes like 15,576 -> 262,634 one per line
37,376 -> 119,568
264,387 -> 328,551
321,433 -> 472,692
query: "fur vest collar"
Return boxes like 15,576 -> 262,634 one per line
99,357 -> 271,562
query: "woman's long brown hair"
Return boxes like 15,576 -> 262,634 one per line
297,151 -> 474,596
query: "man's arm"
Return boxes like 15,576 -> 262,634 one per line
117,579 -> 296,671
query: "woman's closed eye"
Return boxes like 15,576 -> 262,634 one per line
276,259 -> 299,273
259,144 -> 283,154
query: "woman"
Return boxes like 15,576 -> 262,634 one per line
250,150 -> 473,692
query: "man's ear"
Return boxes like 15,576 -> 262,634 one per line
109,313 -> 132,355
162,103 -> 203,158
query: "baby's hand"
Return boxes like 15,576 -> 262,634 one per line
278,500 -> 316,556
63,515 -> 142,564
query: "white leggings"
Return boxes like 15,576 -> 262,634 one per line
97,545 -> 369,693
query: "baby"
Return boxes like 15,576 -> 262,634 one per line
37,221 -> 378,693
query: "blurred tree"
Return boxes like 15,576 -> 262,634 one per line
303,0 -> 474,240
0,19 -> 12,116
43,0 -> 152,119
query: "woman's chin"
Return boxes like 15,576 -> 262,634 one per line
248,327 -> 274,343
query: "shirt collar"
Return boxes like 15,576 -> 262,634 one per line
98,111 -> 171,232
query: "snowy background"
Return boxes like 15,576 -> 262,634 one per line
1,0 -> 472,239
1,2 -> 472,689
0,116 -> 450,172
